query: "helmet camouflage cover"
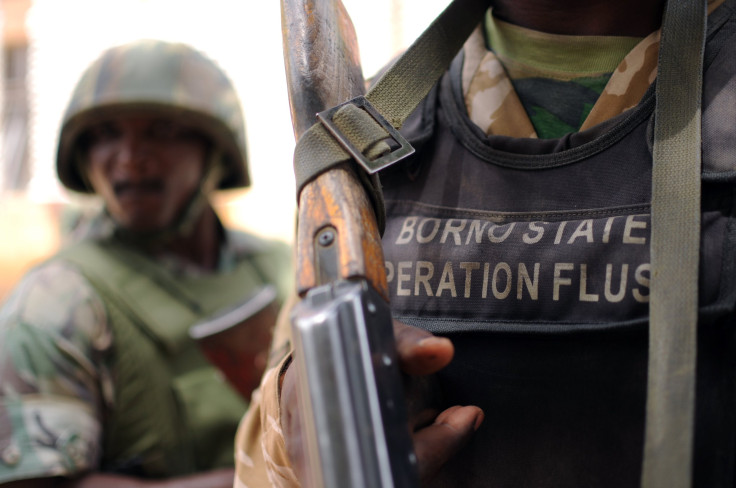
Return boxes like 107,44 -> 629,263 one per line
57,39 -> 249,193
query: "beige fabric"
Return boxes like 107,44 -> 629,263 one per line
234,293 -> 299,488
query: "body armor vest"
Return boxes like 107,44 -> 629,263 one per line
56,237 -> 276,477
378,3 -> 736,486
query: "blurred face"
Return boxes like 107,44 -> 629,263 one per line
83,114 -> 210,233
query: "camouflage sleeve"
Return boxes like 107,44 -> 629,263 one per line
234,292 -> 300,488
0,261 -> 113,483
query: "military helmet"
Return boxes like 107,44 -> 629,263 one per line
57,39 -> 249,193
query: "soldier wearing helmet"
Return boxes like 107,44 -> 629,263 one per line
0,40 -> 291,487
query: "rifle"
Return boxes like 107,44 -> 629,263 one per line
280,0 -> 419,487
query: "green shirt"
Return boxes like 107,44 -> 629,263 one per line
485,12 -> 643,138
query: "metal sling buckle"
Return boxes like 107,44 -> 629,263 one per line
317,95 -> 415,174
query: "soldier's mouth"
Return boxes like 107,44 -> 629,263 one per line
114,181 -> 164,199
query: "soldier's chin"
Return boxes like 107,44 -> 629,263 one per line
114,213 -> 168,235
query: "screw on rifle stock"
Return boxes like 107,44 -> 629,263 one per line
317,227 -> 336,247
315,226 -> 339,283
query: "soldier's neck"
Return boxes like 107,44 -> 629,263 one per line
159,205 -> 221,271
491,0 -> 665,37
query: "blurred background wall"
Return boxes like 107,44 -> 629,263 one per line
0,0 -> 451,300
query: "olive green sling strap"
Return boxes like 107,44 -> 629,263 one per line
293,0 -> 490,232
642,2 -> 706,488
292,1 -> 707,487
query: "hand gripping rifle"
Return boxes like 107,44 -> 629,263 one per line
280,1 -> 417,487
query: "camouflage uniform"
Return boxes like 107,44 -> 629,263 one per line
0,213 -> 292,483
0,40 -> 293,483
234,1 -> 730,487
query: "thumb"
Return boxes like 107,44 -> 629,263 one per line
412,405 -> 484,482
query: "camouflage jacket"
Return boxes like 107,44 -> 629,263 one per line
233,1 -> 728,486
0,211 -> 292,483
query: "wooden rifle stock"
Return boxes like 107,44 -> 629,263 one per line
281,1 -> 419,487
281,0 -> 388,300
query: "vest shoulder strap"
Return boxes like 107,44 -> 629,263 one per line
54,239 -> 265,353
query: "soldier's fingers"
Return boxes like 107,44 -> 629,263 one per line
412,405 -> 484,482
393,319 -> 454,376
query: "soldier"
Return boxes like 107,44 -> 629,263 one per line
235,0 -> 736,487
0,40 -> 291,487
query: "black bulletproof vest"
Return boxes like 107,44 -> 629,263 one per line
378,3 -> 736,487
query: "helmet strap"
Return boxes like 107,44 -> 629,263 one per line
73,147 -> 95,192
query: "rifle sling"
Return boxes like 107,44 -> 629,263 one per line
642,1 -> 706,488
293,0 -> 489,233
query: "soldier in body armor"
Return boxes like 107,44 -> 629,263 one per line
235,0 -> 736,487
0,40 -> 291,487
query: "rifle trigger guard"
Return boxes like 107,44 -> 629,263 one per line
317,95 -> 415,174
